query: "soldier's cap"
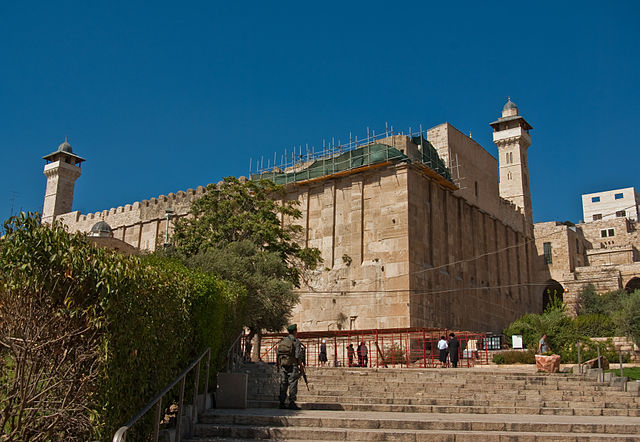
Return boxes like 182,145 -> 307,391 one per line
287,324 -> 297,333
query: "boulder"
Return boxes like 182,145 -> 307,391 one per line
535,354 -> 561,373
583,356 -> 609,370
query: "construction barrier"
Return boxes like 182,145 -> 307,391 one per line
253,327 -> 489,368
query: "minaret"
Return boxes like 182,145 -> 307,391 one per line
490,98 -> 534,233
42,138 -> 85,224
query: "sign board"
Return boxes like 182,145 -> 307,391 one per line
512,335 -> 523,349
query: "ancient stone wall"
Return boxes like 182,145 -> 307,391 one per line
427,123 -> 527,235
55,186 -> 207,251
407,167 -> 537,332
287,164 -> 411,331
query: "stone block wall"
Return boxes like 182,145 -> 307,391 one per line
288,164 -> 411,331
55,186 -> 208,251
407,167 -> 537,332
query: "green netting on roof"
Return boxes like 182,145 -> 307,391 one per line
252,141 -> 451,185
411,135 -> 452,181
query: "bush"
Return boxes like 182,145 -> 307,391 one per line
0,213 -> 244,441
492,350 -> 536,364
559,338 -> 629,364
576,285 -> 640,348
612,291 -> 640,348
504,306 -> 574,353
573,314 -> 616,337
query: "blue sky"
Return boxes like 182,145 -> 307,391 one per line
1,1 -> 638,225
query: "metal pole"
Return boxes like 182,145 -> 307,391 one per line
176,377 -> 186,442
204,349 -> 211,401
577,342 -> 582,374
422,330 -> 426,368
192,361 -> 201,427
597,343 -> 602,382
619,351 -> 625,391
153,399 -> 162,442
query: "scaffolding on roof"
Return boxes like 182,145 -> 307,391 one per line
250,127 -> 452,186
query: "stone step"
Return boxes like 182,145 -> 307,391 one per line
249,381 -> 629,396
248,388 -> 640,403
186,425 -> 640,441
245,400 -> 640,417
187,409 -> 640,441
248,393 -> 640,409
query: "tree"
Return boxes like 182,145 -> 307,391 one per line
172,177 -> 321,357
612,290 -> 640,347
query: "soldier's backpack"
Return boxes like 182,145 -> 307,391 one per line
277,336 -> 296,366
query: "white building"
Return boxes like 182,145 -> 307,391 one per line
582,187 -> 640,223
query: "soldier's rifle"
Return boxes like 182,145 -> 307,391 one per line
299,343 -> 310,390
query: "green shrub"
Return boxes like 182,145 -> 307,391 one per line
0,213 -> 244,441
492,350 -> 536,364
612,291 -> 640,348
573,314 -> 616,337
559,338 -> 629,364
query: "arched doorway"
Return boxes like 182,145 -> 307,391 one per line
542,279 -> 564,311
625,277 -> 640,293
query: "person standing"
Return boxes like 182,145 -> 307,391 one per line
359,341 -> 368,367
538,334 -> 551,354
277,324 -> 304,410
437,336 -> 449,367
448,333 -> 460,368
319,339 -> 328,366
347,343 -> 355,367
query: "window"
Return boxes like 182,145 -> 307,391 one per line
615,193 -> 624,200
543,242 -> 552,264
475,181 -> 479,198
576,238 -> 579,252
601,229 -> 616,238
593,214 -> 602,220
616,210 -> 626,217
592,196 -> 600,203
608,228 -> 615,237
601,229 -> 608,238
505,152 -> 513,164
507,171 -> 512,180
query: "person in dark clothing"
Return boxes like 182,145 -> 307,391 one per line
448,333 -> 460,368
277,324 -> 303,409
319,339 -> 328,366
358,341 -> 368,367
347,344 -> 355,367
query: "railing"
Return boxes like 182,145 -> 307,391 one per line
226,331 -> 245,372
112,348 -> 211,442
255,327 -> 489,368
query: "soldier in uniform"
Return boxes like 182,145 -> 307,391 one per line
277,324 -> 304,410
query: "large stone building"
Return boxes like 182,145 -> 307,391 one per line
534,187 -> 640,313
42,99 -> 543,333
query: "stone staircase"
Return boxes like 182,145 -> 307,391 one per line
186,365 -> 640,441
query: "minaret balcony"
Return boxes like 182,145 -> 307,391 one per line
493,127 -> 531,145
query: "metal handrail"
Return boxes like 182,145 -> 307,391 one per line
112,348 -> 211,442
226,331 -> 245,372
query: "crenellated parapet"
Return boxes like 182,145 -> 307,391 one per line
56,185 -> 211,251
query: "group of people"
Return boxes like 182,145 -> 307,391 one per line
346,342 -> 368,367
318,339 -> 371,367
437,333 -> 460,368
